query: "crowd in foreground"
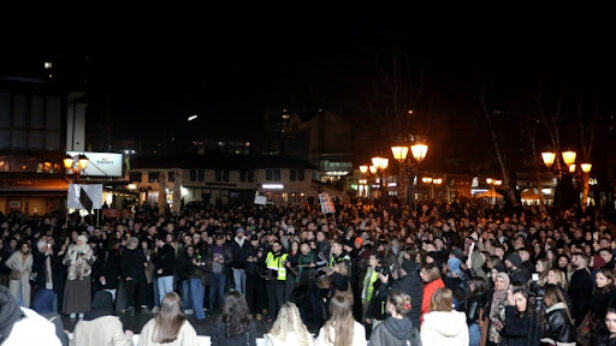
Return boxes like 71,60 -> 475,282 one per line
1,199 -> 616,346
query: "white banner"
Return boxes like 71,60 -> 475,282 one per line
67,184 -> 103,210
254,195 -> 267,205
66,152 -> 123,177
319,193 -> 336,214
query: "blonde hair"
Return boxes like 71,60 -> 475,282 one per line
388,291 -> 412,316
269,303 -> 311,346
547,268 -> 569,289
430,287 -> 453,312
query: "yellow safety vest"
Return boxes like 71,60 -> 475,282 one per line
265,252 -> 288,281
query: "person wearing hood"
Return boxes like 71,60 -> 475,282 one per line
31,288 -> 69,346
420,287 -> 469,346
63,234 -> 95,319
231,227 -> 249,296
71,290 -> 133,346
482,271 -> 510,346
0,285 -> 61,346
369,290 -> 421,346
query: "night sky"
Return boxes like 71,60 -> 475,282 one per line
2,15 -> 614,167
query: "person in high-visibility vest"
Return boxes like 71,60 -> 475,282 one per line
329,239 -> 351,272
264,240 -> 287,322
361,253 -> 380,318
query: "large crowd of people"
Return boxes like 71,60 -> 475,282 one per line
2,199 -> 616,345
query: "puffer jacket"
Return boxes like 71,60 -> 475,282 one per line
541,302 -> 576,346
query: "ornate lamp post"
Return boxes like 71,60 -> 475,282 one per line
541,149 -> 592,210
390,142 -> 428,209
371,156 -> 389,204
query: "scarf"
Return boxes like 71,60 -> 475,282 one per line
235,236 -> 245,248
0,286 -> 24,344
490,272 -> 510,319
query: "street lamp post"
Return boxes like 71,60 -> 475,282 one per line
63,153 -> 90,225
371,156 -> 389,205
390,142 -> 428,210
486,178 -> 502,205
541,149 -> 593,210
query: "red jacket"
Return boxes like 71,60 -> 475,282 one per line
421,278 -> 445,323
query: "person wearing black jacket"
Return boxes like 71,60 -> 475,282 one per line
96,239 -> 121,299
590,268 -> 616,330
542,285 -> 576,345
457,278 -> 488,346
569,252 -> 593,327
377,259 -> 424,328
32,237 -> 58,292
121,237 -> 147,315
154,233 -> 176,305
231,228 -> 250,296
501,288 -> 541,346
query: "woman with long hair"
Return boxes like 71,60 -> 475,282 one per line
420,263 -> 445,322
545,268 -> 574,312
457,278 -> 488,346
534,258 -> 551,285
138,292 -> 198,346
264,302 -> 314,346
541,285 -> 576,346
211,291 -> 256,346
369,290 -> 421,346
315,294 -> 366,346
591,307 -> 616,346
420,287 -> 469,345
590,268 -> 616,331
500,288 -> 541,346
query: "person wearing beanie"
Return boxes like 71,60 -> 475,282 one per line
505,253 -> 529,285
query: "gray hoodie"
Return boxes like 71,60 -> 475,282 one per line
369,316 -> 421,346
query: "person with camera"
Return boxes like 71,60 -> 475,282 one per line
265,239 -> 288,323
500,287 -> 541,346
186,244 -> 207,321
375,259 -> 423,328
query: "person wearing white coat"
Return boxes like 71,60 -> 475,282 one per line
0,285 -> 61,346
4,242 -> 33,307
420,287 -> 469,346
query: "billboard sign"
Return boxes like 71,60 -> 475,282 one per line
66,151 -> 123,177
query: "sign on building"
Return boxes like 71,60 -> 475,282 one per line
68,184 -> 103,210
66,152 -> 123,177
319,193 -> 336,214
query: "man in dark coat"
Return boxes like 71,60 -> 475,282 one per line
569,252 -> 593,327
121,237 -> 147,315
379,260 -> 423,328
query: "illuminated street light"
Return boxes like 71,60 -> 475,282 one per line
422,177 -> 433,184
77,154 -> 89,170
486,178 -> 494,185
359,165 -> 368,174
411,143 -> 428,163
541,151 -> 556,168
63,155 -> 74,169
391,146 -> 409,163
562,151 -> 577,166
581,163 -> 592,174
369,166 -> 377,174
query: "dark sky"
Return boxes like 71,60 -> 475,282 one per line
2,14 -> 614,158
